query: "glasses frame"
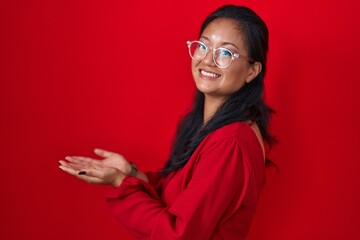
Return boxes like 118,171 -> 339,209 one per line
186,40 -> 255,69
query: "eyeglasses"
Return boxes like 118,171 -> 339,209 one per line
186,40 -> 255,69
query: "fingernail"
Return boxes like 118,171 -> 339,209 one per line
78,171 -> 86,175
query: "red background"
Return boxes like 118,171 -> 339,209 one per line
1,0 -> 360,239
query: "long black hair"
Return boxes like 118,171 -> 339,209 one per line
163,5 -> 276,175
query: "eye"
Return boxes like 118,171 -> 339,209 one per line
219,49 -> 232,57
198,43 -> 206,50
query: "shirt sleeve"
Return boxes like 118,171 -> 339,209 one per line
106,137 -> 250,240
144,170 -> 165,192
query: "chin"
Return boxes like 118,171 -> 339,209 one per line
195,85 -> 225,98
194,80 -> 216,94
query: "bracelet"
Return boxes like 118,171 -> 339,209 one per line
128,162 -> 138,177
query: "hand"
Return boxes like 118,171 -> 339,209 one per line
60,148 -> 149,183
95,148 -> 132,174
90,148 -> 149,182
59,156 -> 125,187
61,148 -> 132,174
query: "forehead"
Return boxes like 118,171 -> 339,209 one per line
201,18 -> 246,49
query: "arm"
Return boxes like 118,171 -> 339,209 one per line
143,170 -> 166,190
106,137 -> 250,239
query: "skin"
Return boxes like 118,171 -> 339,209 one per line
59,18 -> 266,186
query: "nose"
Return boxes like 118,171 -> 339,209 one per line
202,49 -> 216,67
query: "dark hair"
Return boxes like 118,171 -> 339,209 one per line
163,5 -> 276,175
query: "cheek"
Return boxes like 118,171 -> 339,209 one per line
223,67 -> 248,90
191,60 -> 198,72
191,61 -> 200,79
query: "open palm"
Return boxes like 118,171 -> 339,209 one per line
94,148 -> 131,174
59,148 -> 148,183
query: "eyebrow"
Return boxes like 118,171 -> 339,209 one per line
200,36 -> 240,50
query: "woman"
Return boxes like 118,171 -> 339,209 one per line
59,5 -> 274,240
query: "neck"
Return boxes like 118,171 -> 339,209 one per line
203,95 -> 226,124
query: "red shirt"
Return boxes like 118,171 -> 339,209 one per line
106,122 -> 265,240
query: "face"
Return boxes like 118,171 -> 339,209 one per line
191,18 -> 257,100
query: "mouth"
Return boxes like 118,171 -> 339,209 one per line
199,69 -> 222,79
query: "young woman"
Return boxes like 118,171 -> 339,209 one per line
59,5 -> 274,239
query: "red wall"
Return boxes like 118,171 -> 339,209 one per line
1,0 -> 359,239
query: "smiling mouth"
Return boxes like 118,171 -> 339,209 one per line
200,69 -> 221,78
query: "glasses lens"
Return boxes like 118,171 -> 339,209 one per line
214,48 -> 232,68
189,42 -> 207,60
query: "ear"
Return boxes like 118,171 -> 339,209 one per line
245,62 -> 262,83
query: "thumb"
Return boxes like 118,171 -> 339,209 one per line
94,148 -> 116,158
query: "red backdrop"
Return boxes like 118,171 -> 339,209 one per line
1,0 -> 360,239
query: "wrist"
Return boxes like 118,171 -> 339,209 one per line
128,162 -> 138,177
111,170 -> 124,187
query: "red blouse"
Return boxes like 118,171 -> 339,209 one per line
106,122 -> 265,240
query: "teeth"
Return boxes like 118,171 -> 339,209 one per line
201,70 -> 220,78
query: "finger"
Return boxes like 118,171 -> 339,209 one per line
59,164 -> 79,176
64,161 -> 88,171
59,160 -> 67,166
59,166 -> 102,184
65,156 -> 97,163
76,169 -> 108,184
79,169 -> 104,179
76,171 -> 103,184
94,148 -> 119,158
65,157 -> 103,169
74,162 -> 104,171
59,160 -> 77,170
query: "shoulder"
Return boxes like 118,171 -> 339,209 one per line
195,122 -> 251,156
205,122 -> 253,143
199,122 -> 264,163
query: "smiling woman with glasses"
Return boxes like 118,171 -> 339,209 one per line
59,4 -> 275,240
